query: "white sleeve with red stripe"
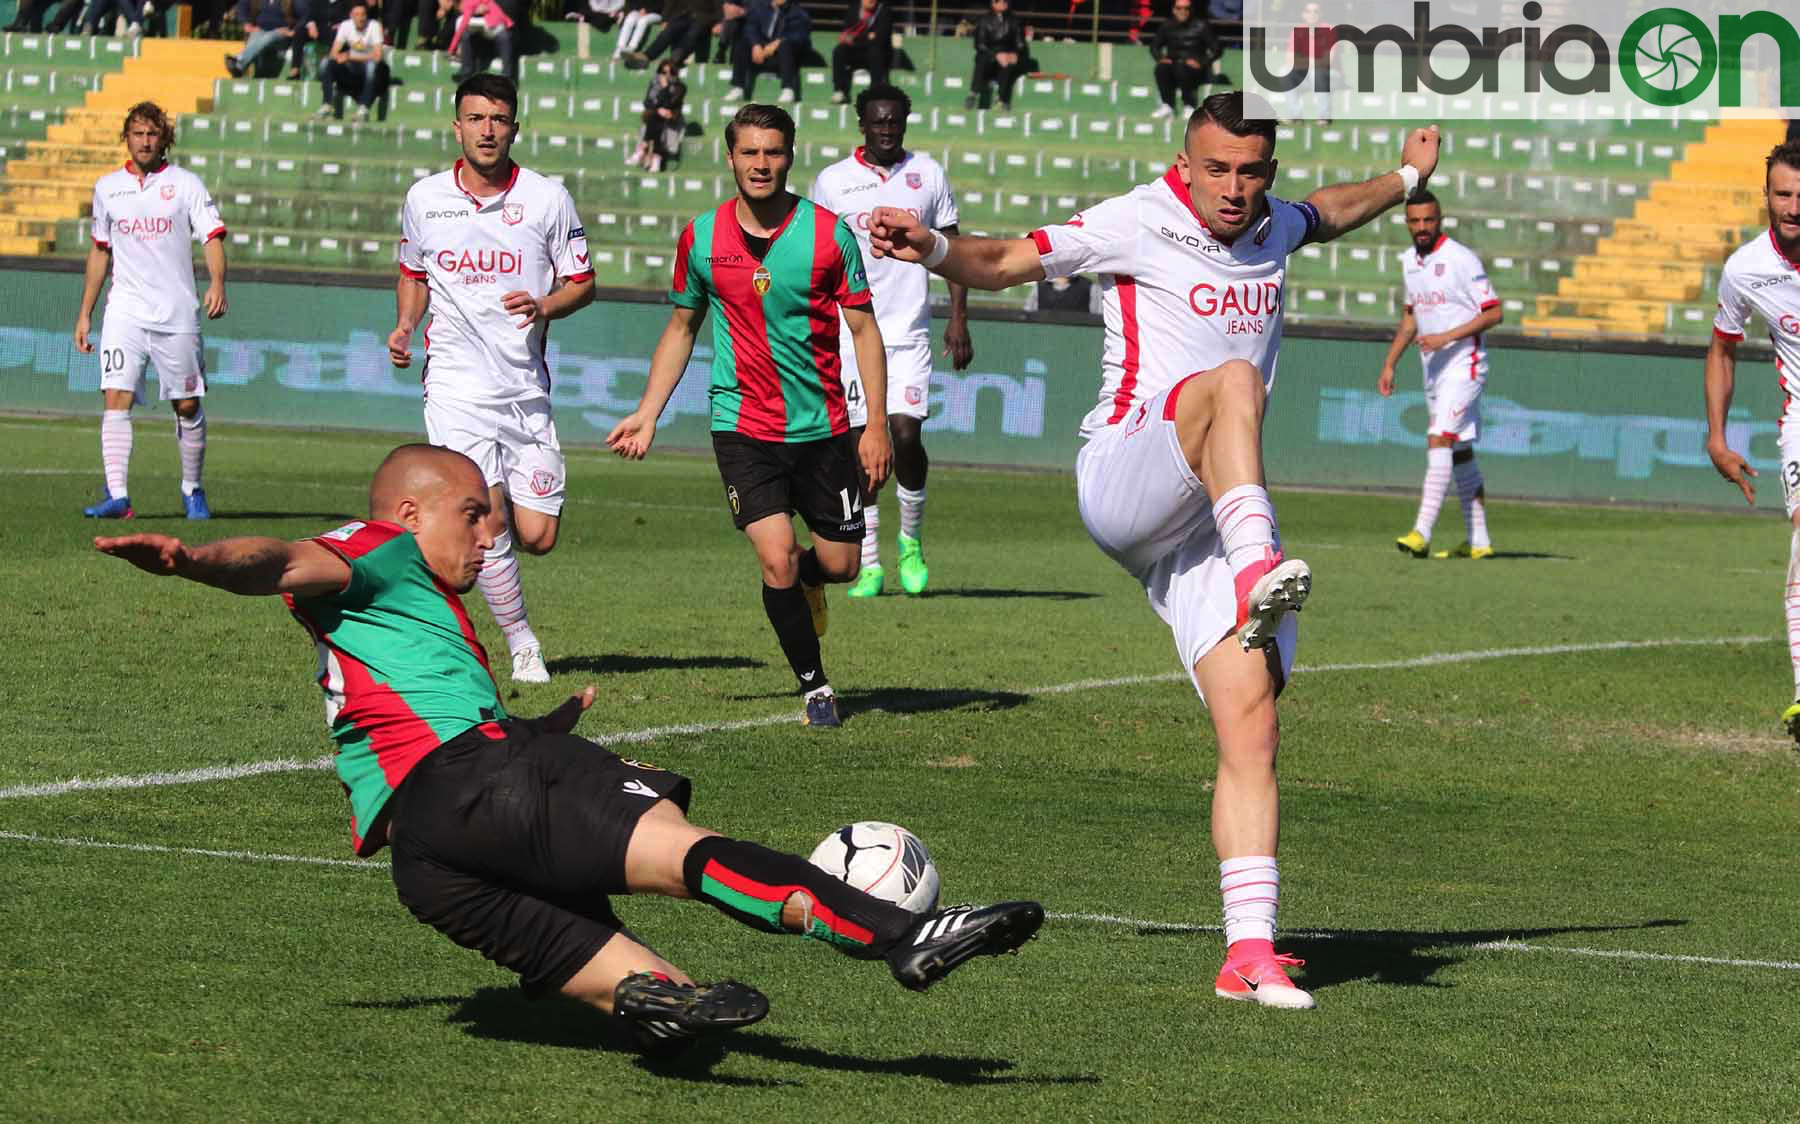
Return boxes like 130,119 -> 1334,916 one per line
91,180 -> 110,249
1461,245 -> 1499,311
398,187 -> 427,278
933,160 -> 960,231
187,176 -> 225,243
1714,257 -> 1749,341
1030,193 -> 1138,280
549,183 -> 593,282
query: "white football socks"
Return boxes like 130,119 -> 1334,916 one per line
897,485 -> 925,540
100,409 -> 132,498
1787,528 -> 1800,699
1220,855 -> 1280,947
1214,484 -> 1277,575
861,504 -> 881,568
477,528 -> 538,654
1413,446 -> 1453,540
1453,453 -> 1489,549
177,407 -> 206,496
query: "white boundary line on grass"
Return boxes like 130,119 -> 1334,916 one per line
0,634 -> 1772,801
1,832 -> 1793,972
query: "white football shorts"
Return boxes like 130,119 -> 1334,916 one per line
1780,427 -> 1800,520
842,338 -> 935,428
1424,374 -> 1484,444
97,318 -> 205,404
1075,376 -> 1298,700
424,394 -> 566,516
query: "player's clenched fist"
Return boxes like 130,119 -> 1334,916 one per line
95,533 -> 189,576
867,206 -> 932,263
606,412 -> 657,460
1402,124 -> 1442,186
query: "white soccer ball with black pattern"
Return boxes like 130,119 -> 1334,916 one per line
807,821 -> 941,914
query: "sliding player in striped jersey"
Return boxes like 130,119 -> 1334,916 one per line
96,443 -> 1043,1056
873,91 -> 1440,1009
1379,190 -> 1502,560
1707,141 -> 1800,742
607,104 -> 891,729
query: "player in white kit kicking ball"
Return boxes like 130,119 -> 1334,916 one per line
388,74 -> 596,683
872,91 -> 1440,1009
1378,189 -> 1502,560
75,100 -> 227,521
1706,141 -> 1800,743
810,84 -> 974,598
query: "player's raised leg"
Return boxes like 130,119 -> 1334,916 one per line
1192,637 -> 1314,1009
1168,360 -> 1311,649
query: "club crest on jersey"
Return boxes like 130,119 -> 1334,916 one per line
1434,262 -> 1445,277
752,265 -> 772,295
727,485 -> 740,514
160,183 -> 176,201
906,172 -> 922,189
905,386 -> 923,405
530,469 -> 556,497
501,202 -> 524,225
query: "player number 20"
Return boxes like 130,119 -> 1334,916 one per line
100,347 -> 126,373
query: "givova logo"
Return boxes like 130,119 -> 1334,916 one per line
1245,0 -> 1800,119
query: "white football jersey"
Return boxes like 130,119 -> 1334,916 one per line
331,16 -> 384,53
1031,168 -> 1320,441
91,161 -> 225,333
811,148 -> 958,349
1714,229 -> 1800,425
399,160 -> 593,406
1399,234 -> 1498,385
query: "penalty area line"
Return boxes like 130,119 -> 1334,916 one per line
0,634 -> 1773,800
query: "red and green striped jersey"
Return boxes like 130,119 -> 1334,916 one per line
669,195 -> 872,442
283,520 -> 505,855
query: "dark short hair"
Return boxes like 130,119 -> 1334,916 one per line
856,83 -> 911,122
1406,188 -> 1441,211
455,73 -> 519,118
121,100 -> 175,148
1186,90 -> 1277,147
725,103 -> 796,152
1768,141 -> 1800,183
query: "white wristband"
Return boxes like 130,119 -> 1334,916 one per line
922,230 -> 950,269
1397,164 -> 1420,199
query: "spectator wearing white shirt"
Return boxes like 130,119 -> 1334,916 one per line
316,3 -> 388,121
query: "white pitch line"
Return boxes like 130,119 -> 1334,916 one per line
0,634 -> 1775,801
0,830 -> 385,869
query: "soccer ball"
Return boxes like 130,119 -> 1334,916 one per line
807,821 -> 941,914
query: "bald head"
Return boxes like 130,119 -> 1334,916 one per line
370,443 -> 484,519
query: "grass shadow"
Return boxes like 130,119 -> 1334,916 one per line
915,587 -> 1101,601
127,510 -> 359,522
549,653 -> 767,675
727,686 -> 1032,715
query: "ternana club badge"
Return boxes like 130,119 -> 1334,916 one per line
752,265 -> 772,295
727,485 -> 741,514
905,172 -> 922,189
501,202 -> 524,225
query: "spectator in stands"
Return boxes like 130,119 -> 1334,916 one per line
1148,0 -> 1215,119
286,0 -> 333,79
1289,1 -> 1336,124
724,0 -> 809,105
623,0 -> 712,69
712,0 -> 744,62
611,0 -> 661,59
563,0 -> 623,30
449,0 -> 519,83
829,0 -> 891,105
316,2 -> 388,121
966,0 -> 1025,112
1206,0 -> 1239,50
1024,274 -> 1101,316
627,60 -> 687,171
81,0 -> 144,35
224,0 -> 304,78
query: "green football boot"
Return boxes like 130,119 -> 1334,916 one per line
846,563 -> 884,598
897,533 -> 929,596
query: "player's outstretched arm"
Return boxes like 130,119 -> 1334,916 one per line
389,273 -> 430,368
1703,331 -> 1757,505
607,305 -> 705,459
73,242 -> 110,353
1305,125 -> 1441,244
201,233 -> 228,320
94,534 -> 350,597
1378,307 -> 1416,396
868,207 -> 1046,291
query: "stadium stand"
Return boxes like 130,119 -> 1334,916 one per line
0,25 -> 1772,339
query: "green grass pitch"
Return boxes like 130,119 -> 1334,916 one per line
4,413 -> 1800,1122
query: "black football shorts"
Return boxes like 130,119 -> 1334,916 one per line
711,429 -> 866,542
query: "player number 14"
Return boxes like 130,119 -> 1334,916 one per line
838,487 -> 863,522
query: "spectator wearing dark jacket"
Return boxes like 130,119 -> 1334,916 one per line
967,0 -> 1024,111
224,0 -> 305,77
1148,0 -> 1216,117
625,0 -> 713,68
725,0 -> 809,104
829,0 -> 890,103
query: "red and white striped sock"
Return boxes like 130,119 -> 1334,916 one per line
861,504 -> 881,568
476,529 -> 537,653
897,485 -> 926,539
1454,453 -> 1489,549
1413,446 -> 1453,539
100,409 -> 132,498
1220,855 -> 1280,948
1787,529 -> 1800,699
177,407 -> 206,496
1214,484 -> 1277,576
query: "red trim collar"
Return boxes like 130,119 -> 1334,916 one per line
853,145 -> 908,181
126,158 -> 170,186
1769,227 -> 1800,272
1415,232 -> 1448,262
452,158 -> 521,206
1159,164 -> 1256,247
